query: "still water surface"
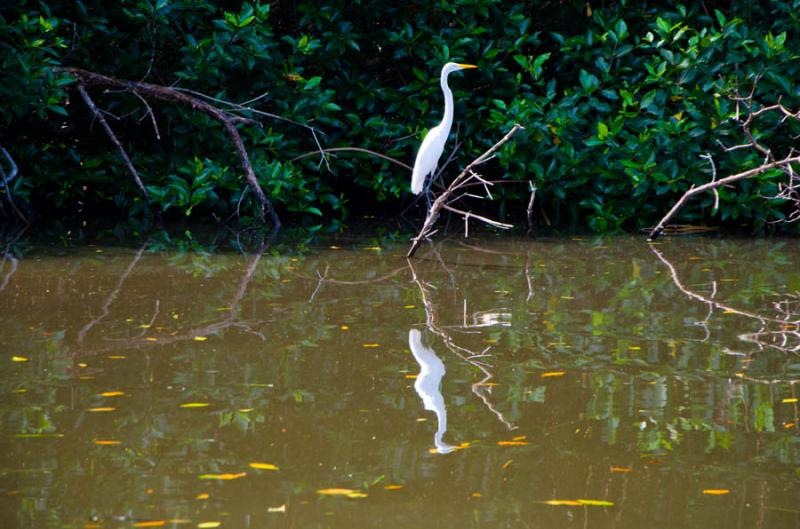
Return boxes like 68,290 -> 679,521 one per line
1,235 -> 799,528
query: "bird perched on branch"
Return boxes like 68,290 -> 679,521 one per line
411,62 -> 477,196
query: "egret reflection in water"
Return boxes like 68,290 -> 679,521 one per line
408,329 -> 457,454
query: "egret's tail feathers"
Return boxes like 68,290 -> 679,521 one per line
411,169 -> 425,195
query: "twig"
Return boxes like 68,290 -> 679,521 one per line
290,147 -> 412,171
527,181 -> 537,235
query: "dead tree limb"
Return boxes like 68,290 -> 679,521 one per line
76,84 -> 150,201
60,67 -> 281,227
407,124 -> 524,258
649,91 -> 800,241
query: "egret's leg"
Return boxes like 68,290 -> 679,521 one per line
423,170 -> 437,211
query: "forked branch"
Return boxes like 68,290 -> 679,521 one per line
407,124 -> 524,258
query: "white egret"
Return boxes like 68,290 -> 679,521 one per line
411,62 -> 478,195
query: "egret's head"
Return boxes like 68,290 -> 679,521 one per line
442,62 -> 478,76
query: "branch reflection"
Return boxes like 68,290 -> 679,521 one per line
650,243 -> 800,367
408,255 -> 516,437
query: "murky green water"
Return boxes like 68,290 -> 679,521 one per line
1,235 -> 799,528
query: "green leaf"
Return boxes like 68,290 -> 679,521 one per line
304,76 -> 322,90
579,69 -> 599,92
640,89 -> 656,109
597,122 -> 609,140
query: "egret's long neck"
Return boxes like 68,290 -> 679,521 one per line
440,72 -> 454,135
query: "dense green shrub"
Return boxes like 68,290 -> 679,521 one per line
1,1 -> 799,231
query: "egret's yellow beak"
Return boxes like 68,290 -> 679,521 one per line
457,63 -> 478,69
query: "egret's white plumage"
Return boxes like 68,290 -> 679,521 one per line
411,62 -> 477,195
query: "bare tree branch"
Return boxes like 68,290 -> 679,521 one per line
61,67 -> 282,227
290,147 -> 412,171
76,84 -> 150,201
649,91 -> 800,240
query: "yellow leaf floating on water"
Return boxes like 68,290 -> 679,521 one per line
196,493 -> 209,500
702,489 -> 730,495
383,485 -> 403,490
197,523 -> 221,528
340,325 -> 349,331
193,336 -> 208,341
610,466 -> 632,473
249,462 -> 279,471
404,305 -> 416,309
181,403 -> 210,408
198,472 -> 246,480
94,440 -> 121,445
108,355 -> 127,359
317,488 -> 356,495
497,441 -> 528,446
577,499 -> 615,506
145,337 -> 158,342
100,391 -> 125,397
138,324 -> 151,329
12,356 -> 29,362
782,398 -> 798,403
541,371 -> 565,378
317,488 -> 368,498
512,435 -> 527,441
267,504 -> 286,513
346,492 -> 368,498
88,407 -> 115,412
542,499 -> 614,506
362,343 -> 381,348
132,521 -> 166,527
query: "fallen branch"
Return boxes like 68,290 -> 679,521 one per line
649,90 -> 800,240
60,67 -> 282,227
407,124 -> 523,258
648,154 -> 800,240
